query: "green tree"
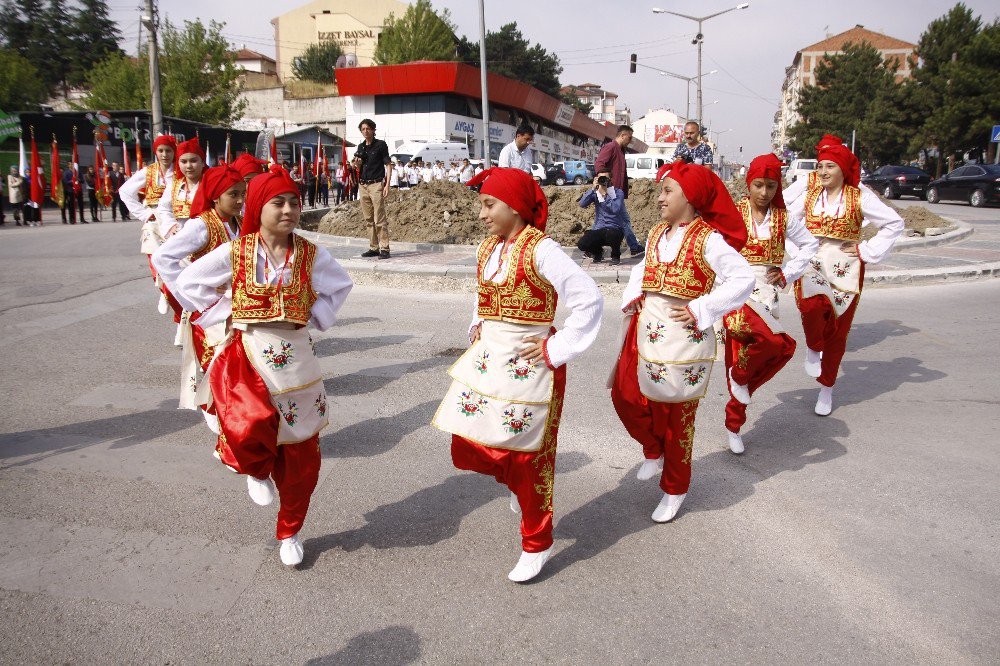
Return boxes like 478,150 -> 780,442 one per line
0,48 -> 48,110
373,0 -> 456,65
789,42 -> 912,168
84,19 -> 246,126
456,23 -> 563,98
70,0 -> 123,85
292,40 -> 343,83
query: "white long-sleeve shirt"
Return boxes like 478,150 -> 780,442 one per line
785,185 -> 903,264
155,179 -> 199,238
151,215 -> 240,311
174,236 -> 353,331
747,207 -> 819,284
119,165 -> 173,223
622,228 -> 754,331
470,237 -> 603,368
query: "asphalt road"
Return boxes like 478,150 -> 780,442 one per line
0,221 -> 997,664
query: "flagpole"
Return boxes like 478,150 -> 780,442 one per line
314,130 -> 322,207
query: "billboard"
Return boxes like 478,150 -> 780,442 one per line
653,124 -> 684,144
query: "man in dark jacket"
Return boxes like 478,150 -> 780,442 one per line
109,163 -> 128,221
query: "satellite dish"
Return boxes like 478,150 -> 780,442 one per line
255,127 -> 276,163
335,53 -> 358,69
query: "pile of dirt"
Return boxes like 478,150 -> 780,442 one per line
312,177 -> 951,246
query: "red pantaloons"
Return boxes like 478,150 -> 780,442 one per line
210,329 -> 321,540
450,364 -> 566,553
611,313 -> 700,495
723,305 -> 797,433
795,263 -> 864,387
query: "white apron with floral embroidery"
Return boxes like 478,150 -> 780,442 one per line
241,325 -> 328,444
178,315 -> 229,410
636,292 -> 718,403
744,264 -> 786,334
797,237 -> 862,316
433,320 -> 552,452
140,216 -> 164,255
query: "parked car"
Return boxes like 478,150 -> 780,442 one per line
785,158 -> 817,184
862,165 -> 932,200
541,163 -> 567,186
926,164 -> 1000,207
554,160 -> 593,185
625,153 -> 668,180
530,163 -> 545,181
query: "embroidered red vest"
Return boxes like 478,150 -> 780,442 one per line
142,165 -> 167,206
190,210 -> 234,262
804,184 -> 863,241
477,225 -> 558,325
171,178 -> 195,219
641,218 -> 717,299
230,233 -> 317,326
738,199 -> 786,265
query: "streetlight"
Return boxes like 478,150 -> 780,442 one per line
710,128 -> 732,170
652,3 -> 750,125
658,69 -> 717,121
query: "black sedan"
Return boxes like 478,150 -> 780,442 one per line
926,164 -> 1000,208
862,165 -> 932,200
541,164 -> 568,186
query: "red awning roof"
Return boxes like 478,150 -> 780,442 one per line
335,61 -> 645,150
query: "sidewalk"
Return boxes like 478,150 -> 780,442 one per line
298,210 -> 1000,287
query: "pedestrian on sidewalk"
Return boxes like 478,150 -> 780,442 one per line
497,124 -> 535,174
319,167 -> 330,205
576,174 -> 627,265
7,166 -> 24,226
721,153 -> 817,455
595,125 -> 644,257
63,162 -> 82,224
611,161 -> 753,525
110,163 -> 128,220
432,166 -> 603,584
672,122 -> 714,169
355,118 -> 392,259
786,135 -> 903,416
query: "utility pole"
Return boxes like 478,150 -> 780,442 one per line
142,0 -> 164,136
477,0 -> 491,167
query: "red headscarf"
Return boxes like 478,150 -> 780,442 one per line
152,135 -> 177,153
232,153 -> 267,179
815,134 -> 844,151
241,165 -> 299,237
655,160 -> 747,251
817,144 -> 861,187
745,153 -> 786,210
174,138 -> 205,178
187,164 -> 243,220
466,167 -> 548,232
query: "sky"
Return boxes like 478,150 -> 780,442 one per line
109,0 -> 1000,160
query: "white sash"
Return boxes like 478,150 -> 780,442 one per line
744,264 -> 785,334
140,215 -> 163,255
636,293 -> 717,402
433,320 -> 553,452
798,237 -> 862,316
178,316 -> 228,410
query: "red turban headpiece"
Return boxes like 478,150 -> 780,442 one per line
745,153 -> 786,210
241,165 -> 299,237
232,153 -> 267,179
174,138 -> 205,178
815,134 -> 844,151
816,144 -> 861,187
655,161 -> 747,251
466,167 -> 548,232
187,164 -> 243,220
152,135 -> 177,153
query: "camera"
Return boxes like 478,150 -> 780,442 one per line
597,175 -> 610,186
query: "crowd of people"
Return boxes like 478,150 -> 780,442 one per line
117,118 -> 901,585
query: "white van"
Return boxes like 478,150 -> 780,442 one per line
785,158 -> 817,184
624,153 -> 669,180
391,141 -> 470,166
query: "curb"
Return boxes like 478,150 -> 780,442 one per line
866,260 -> 1000,287
893,217 -> 972,252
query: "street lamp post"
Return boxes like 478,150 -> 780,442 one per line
658,70 -> 717,121
710,128 -> 732,172
652,3 -> 750,125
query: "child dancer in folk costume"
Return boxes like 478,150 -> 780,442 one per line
232,153 -> 268,183
120,134 -> 175,302
611,162 -> 754,523
432,167 -> 603,583
175,167 -> 353,566
786,140 -> 903,416
722,154 -> 818,454
152,164 -> 245,424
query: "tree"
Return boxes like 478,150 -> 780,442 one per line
373,0 -> 456,65
788,42 -> 912,168
0,48 -> 48,110
292,41 -> 343,83
84,19 -> 246,126
456,23 -> 563,98
70,0 -> 123,86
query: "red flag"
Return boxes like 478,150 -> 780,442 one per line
95,140 -> 112,206
135,136 -> 144,170
29,132 -> 44,223
340,136 -> 348,171
122,138 -> 132,177
50,135 -> 59,200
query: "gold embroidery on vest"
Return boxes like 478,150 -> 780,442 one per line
804,184 -> 862,241
190,210 -> 231,261
739,199 -> 786,265
144,165 -> 166,206
230,233 -> 318,325
477,226 -> 558,324
641,218 -> 717,299
171,178 -> 193,219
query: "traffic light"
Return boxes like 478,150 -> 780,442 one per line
629,53 -> 637,74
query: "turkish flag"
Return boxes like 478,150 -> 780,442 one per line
30,135 -> 45,223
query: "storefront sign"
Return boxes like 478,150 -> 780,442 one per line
554,103 -> 575,128
0,109 -> 20,139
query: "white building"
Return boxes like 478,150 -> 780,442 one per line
630,108 -> 686,157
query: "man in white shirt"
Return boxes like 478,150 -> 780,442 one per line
497,124 -> 535,173
458,158 -> 475,184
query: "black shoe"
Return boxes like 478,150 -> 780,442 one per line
610,257 -> 621,266
379,250 -> 391,259
581,251 -> 593,259
630,248 -> 645,258
81,220 -> 88,224
592,254 -> 604,263
361,249 -> 380,258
